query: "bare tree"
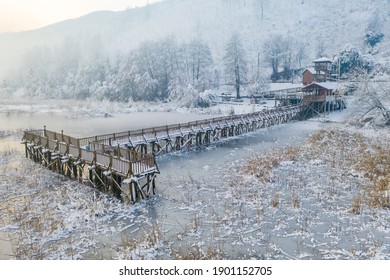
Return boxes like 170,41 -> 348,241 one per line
263,34 -> 292,82
183,37 -> 213,90
351,72 -> 390,125
223,33 -> 248,99
295,41 -> 307,68
316,40 -> 327,58
253,0 -> 268,21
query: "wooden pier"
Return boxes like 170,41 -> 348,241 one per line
22,106 -> 302,203
22,129 -> 159,203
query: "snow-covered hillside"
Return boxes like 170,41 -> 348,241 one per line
0,0 -> 389,102
1,0 -> 389,76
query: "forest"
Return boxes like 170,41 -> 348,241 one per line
0,0 -> 388,105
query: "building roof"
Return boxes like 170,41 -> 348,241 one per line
302,67 -> 315,74
302,82 -> 339,91
313,57 -> 332,63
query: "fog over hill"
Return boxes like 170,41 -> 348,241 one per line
1,0 -> 389,101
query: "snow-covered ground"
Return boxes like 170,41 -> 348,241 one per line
0,95 -> 277,117
1,98 -> 390,260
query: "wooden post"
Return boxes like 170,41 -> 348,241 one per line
128,162 -> 132,176
152,175 -> 156,195
78,165 -> 84,182
89,169 -> 93,184
93,151 -> 97,165
73,164 -> 78,180
147,174 -> 151,196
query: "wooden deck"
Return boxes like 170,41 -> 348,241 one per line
22,129 -> 159,203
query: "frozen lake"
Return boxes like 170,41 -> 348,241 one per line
0,100 -> 353,259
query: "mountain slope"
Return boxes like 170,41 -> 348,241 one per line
0,0 -> 389,78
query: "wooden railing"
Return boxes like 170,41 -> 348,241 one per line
303,95 -> 326,102
78,106 -> 302,147
23,129 -> 157,176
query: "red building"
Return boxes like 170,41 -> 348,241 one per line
301,81 -> 345,117
302,68 -> 315,85
302,57 -> 333,85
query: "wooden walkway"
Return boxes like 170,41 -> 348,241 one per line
22,105 -> 302,203
79,106 -> 302,156
22,129 -> 159,203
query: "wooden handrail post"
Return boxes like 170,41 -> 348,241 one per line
128,161 -> 132,176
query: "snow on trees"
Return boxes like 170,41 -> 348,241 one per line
337,44 -> 373,77
223,33 -> 248,99
166,37 -> 215,106
365,31 -> 384,48
108,36 -> 216,104
349,72 -> 390,126
169,81 -> 217,108
247,71 -> 269,96
131,38 -> 177,101
263,34 -> 295,82
365,9 -> 385,48
184,37 -> 214,91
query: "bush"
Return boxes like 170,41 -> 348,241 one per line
365,31 -> 384,47
175,86 -> 217,108
337,44 -> 373,76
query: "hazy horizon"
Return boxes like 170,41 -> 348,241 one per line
0,0 -> 162,33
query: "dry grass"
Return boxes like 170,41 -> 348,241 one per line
244,127 -> 390,211
172,243 -> 225,260
291,192 -> 300,208
305,129 -> 368,164
307,128 -> 390,210
271,193 -> 280,208
243,147 -> 299,183
355,144 -> 390,209
351,196 -> 363,214
115,224 -> 164,260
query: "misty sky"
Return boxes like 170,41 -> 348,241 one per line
0,0 -> 161,33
